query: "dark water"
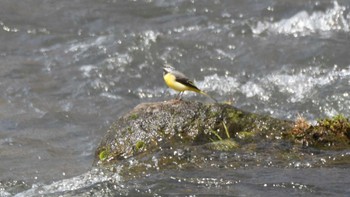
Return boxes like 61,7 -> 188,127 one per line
0,0 -> 350,196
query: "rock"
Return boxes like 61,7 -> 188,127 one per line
94,100 -> 293,166
94,100 -> 350,179
286,114 -> 350,149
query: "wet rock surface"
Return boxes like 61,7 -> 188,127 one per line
95,100 -> 350,179
94,100 -> 294,172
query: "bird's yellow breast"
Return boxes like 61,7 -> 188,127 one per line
163,73 -> 193,92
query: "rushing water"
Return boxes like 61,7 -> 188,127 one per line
1,0 -> 350,196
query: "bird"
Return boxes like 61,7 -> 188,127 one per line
162,64 -> 217,102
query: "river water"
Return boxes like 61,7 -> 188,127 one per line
0,0 -> 349,196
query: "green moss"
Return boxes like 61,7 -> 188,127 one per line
208,122 -> 233,143
209,129 -> 223,141
126,127 -> 133,134
287,114 -> 350,149
318,114 -> 350,133
223,122 -> 231,138
227,110 -> 242,123
135,140 -> 145,152
99,148 -> 109,161
129,113 -> 139,120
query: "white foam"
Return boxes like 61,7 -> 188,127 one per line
199,74 -> 240,95
252,1 -> 349,36
14,168 -> 121,197
80,65 -> 98,77
266,65 -> 350,103
241,81 -> 270,101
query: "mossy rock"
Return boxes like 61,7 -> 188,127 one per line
94,100 -> 293,166
286,114 -> 350,149
93,100 -> 350,179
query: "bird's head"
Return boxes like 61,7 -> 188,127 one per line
163,64 -> 175,74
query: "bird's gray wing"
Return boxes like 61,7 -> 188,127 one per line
170,69 -> 200,91
175,76 -> 200,91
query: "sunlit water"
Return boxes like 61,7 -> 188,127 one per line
0,0 -> 349,196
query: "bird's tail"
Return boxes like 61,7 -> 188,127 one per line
200,91 -> 218,103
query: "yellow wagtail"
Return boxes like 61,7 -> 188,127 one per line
163,64 -> 217,102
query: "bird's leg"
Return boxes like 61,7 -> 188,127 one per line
176,91 -> 183,100
176,92 -> 181,100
